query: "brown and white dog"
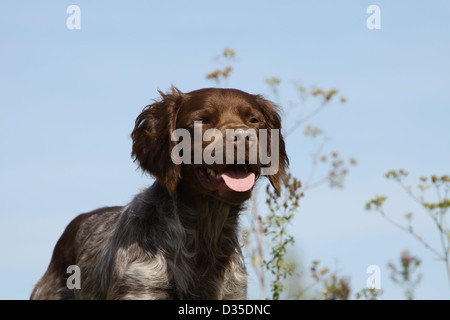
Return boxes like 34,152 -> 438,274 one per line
30,87 -> 288,299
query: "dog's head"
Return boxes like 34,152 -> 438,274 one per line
131,87 -> 289,205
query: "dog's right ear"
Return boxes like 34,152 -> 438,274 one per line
131,87 -> 185,195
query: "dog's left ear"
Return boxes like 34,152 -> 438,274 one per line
255,95 -> 289,195
131,87 -> 185,195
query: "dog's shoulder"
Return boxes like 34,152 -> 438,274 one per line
75,206 -> 123,247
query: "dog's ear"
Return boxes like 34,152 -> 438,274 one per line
255,95 -> 289,195
131,87 -> 185,195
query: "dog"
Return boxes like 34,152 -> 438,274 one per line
30,87 -> 288,299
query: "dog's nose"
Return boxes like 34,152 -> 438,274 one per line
233,127 -> 256,148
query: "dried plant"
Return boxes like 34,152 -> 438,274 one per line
388,250 -> 422,300
366,170 -> 450,288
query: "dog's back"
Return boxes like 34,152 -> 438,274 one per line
30,206 -> 122,300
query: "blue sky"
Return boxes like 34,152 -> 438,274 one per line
1,1 -> 449,299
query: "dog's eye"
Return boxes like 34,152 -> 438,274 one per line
249,117 -> 260,123
195,118 -> 211,124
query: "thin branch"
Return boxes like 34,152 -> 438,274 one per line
398,180 -> 444,235
434,183 -> 450,287
285,100 -> 328,137
250,190 -> 266,300
302,136 -> 329,191
377,208 -> 445,260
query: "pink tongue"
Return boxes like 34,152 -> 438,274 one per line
221,167 -> 255,192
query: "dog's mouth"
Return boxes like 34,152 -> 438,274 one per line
195,164 -> 256,193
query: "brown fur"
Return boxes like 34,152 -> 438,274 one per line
30,87 -> 288,299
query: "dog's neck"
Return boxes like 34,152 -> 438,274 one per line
148,181 -> 242,244
149,180 -> 243,298
174,182 -> 242,251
